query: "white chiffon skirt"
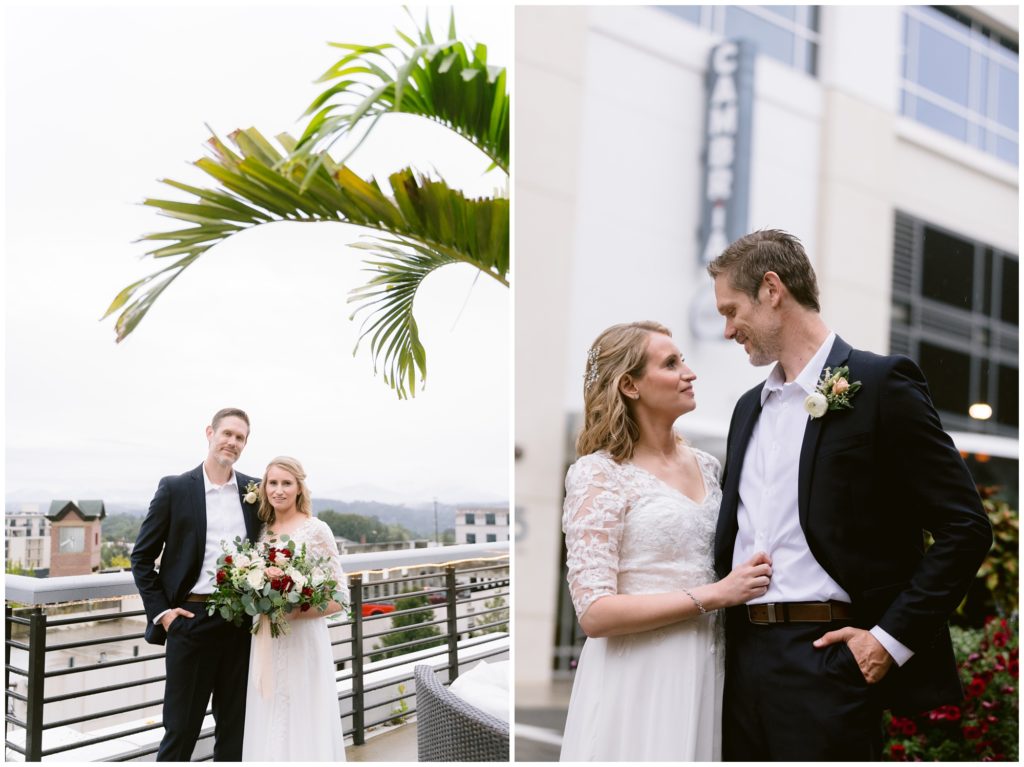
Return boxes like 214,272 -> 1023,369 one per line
560,617 -> 723,762
242,617 -> 346,761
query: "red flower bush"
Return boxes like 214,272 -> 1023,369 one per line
883,616 -> 1018,761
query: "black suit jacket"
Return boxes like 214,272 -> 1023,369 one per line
715,336 -> 992,713
131,464 -> 261,645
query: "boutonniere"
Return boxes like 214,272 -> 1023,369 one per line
243,480 -> 260,505
804,366 -> 862,419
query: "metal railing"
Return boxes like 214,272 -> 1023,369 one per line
5,543 -> 509,762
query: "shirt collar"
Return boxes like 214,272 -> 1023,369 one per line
760,331 -> 837,405
203,464 -> 238,493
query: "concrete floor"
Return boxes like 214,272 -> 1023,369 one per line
346,722 -> 419,762
514,680 -> 572,762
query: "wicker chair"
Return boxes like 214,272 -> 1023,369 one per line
414,664 -> 509,762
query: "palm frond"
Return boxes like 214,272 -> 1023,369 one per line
292,10 -> 509,176
347,236 -> 463,399
103,127 -> 508,347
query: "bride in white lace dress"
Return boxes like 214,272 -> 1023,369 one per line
242,457 -> 349,761
560,322 -> 773,761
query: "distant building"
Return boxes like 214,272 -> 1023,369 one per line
5,504 -> 51,572
454,507 -> 510,545
46,501 -> 106,577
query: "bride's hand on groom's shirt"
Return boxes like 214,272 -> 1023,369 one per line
711,551 -> 773,609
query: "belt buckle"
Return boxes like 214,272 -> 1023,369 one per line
766,603 -> 778,623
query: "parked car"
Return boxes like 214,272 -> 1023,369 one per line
361,602 -> 396,617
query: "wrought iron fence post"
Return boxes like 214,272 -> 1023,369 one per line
349,574 -> 365,746
444,565 -> 460,683
25,607 -> 46,762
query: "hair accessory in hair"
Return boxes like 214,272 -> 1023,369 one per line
584,345 -> 601,391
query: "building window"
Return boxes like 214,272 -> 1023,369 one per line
890,211 -> 1018,436
902,6 -> 1019,165
465,513 -> 476,525
485,513 -> 496,526
58,526 -> 86,554
659,5 -> 820,75
486,534 -> 497,543
466,533 -> 477,544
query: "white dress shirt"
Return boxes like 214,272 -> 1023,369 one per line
190,466 -> 249,594
732,332 -> 913,666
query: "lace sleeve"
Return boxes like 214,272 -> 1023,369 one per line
693,448 -> 723,485
308,519 -> 350,606
562,453 -> 627,620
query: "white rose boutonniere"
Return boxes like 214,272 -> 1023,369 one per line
805,365 -> 862,419
243,480 -> 260,505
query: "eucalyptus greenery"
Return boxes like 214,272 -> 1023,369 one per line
104,9 -> 508,398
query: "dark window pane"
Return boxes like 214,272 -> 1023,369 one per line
997,365 -> 1018,428
921,227 -> 974,310
982,248 -> 993,315
659,6 -> 701,25
918,341 -> 971,416
724,6 -> 795,67
979,358 -> 992,402
1001,257 -> 1019,326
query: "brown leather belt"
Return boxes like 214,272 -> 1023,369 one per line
747,601 -> 852,624
184,593 -> 211,602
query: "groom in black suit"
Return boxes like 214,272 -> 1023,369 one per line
131,407 -> 261,761
708,230 -> 991,760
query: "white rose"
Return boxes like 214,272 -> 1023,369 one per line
287,568 -> 307,589
246,569 -> 265,590
233,554 -> 251,569
804,391 -> 828,419
244,491 -> 258,504
311,567 -> 326,586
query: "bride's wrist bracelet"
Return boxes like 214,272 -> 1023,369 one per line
682,587 -> 707,615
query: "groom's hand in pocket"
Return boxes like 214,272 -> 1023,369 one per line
160,607 -> 195,632
813,626 -> 893,684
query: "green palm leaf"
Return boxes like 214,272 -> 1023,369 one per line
347,237 -> 462,399
292,9 -> 509,176
103,128 -> 508,345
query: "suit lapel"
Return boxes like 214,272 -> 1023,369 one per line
716,386 -> 765,574
190,464 -> 207,565
797,336 -> 853,531
236,472 -> 260,542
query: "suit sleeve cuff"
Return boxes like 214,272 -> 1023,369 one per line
871,625 -> 914,667
154,609 -> 171,626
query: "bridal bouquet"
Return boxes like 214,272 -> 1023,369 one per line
206,535 -> 347,637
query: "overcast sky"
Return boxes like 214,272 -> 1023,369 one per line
5,3 -> 512,506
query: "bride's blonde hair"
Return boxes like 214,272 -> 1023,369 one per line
575,321 -> 671,462
257,456 -> 313,526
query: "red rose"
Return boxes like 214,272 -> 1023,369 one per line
890,744 -> 906,761
268,548 -> 278,563
963,724 -> 984,740
302,587 -> 313,598
942,705 -> 962,722
1009,658 -> 1019,678
993,632 -> 1008,648
282,548 -> 293,559
967,677 -> 988,698
900,720 -> 917,736
224,555 -> 233,565
216,570 -> 227,584
300,603 -> 311,612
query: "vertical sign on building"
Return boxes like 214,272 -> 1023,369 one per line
690,39 -> 756,340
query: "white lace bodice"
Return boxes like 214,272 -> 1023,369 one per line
261,517 -> 349,604
562,448 -> 722,619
